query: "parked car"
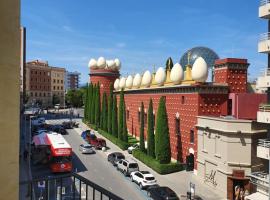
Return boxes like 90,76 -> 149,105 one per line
107,152 -> 125,166
79,144 -> 95,154
147,186 -> 179,200
116,159 -> 139,176
130,171 -> 157,189
127,143 -> 139,154
86,134 -> 106,149
62,120 -> 79,129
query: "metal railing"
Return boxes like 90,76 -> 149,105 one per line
259,104 -> 270,112
260,0 -> 270,6
259,32 -> 270,42
20,172 -> 124,200
250,171 -> 269,188
258,139 -> 270,148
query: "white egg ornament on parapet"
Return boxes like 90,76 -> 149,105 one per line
114,79 -> 120,90
126,75 -> 133,89
191,57 -> 208,82
106,60 -> 116,70
170,63 -> 184,85
141,70 -> 152,88
97,57 -> 106,69
155,67 -> 166,86
114,58 -> 121,70
133,73 -> 142,89
119,77 -> 126,90
88,58 -> 97,69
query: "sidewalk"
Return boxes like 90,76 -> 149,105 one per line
77,120 -> 225,200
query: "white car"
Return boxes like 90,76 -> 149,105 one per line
116,159 -> 139,176
127,143 -> 139,154
130,171 -> 157,189
79,144 -> 95,154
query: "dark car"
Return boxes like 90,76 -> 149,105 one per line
147,186 -> 179,200
51,125 -> 68,135
81,130 -> 91,140
62,121 -> 79,129
107,152 -> 125,166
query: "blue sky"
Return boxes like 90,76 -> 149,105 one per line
22,0 -> 266,84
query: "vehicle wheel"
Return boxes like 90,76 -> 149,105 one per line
131,176 -> 134,182
139,183 -> 143,190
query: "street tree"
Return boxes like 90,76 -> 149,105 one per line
147,98 -> 155,158
95,83 -> 101,127
139,102 -> 145,152
155,96 -> 171,164
101,92 -> 108,132
118,90 -> 124,141
107,83 -> 113,134
112,95 -> 118,137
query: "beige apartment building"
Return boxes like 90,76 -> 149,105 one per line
51,67 -> 66,106
196,116 -> 268,200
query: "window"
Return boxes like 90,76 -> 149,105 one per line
138,111 -> 141,123
44,72 -> 46,75
175,118 -> 180,135
35,71 -> 37,74
30,92 -> 33,97
190,129 -> 194,144
35,93 -> 37,97
181,96 -> 185,104
40,72 -> 41,75
61,80 -> 63,83
53,79 -> 56,83
53,86 -> 55,90
61,86 -> 63,90
57,80 -> 59,83
57,86 -> 59,90
43,93 -> 46,97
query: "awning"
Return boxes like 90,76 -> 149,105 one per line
245,192 -> 268,200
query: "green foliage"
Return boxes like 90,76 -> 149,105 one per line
128,135 -> 139,145
112,95 -> 118,137
98,129 -> 129,150
122,102 -> 128,142
107,83 -> 113,134
90,85 -> 96,124
87,84 -> 93,122
139,102 -> 145,152
118,90 -> 124,141
65,89 -> 84,108
52,94 -> 60,105
165,57 -> 174,71
133,150 -> 183,175
101,92 -> 108,132
95,83 -> 101,127
147,99 -> 155,158
84,84 -> 89,120
155,96 -> 171,164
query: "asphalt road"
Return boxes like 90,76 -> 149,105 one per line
63,126 -> 148,200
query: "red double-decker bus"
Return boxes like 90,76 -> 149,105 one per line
46,133 -> 73,173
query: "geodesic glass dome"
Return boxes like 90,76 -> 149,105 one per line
180,46 -> 219,71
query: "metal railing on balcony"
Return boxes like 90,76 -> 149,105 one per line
258,139 -> 270,148
20,172 -> 124,200
259,32 -> 270,42
250,171 -> 269,189
260,0 -> 270,6
259,104 -> 270,112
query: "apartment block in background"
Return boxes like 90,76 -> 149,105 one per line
51,66 -> 66,106
65,71 -> 80,90
26,60 -> 52,107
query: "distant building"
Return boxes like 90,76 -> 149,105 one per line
51,67 -> 65,105
65,71 -> 80,91
25,60 -> 66,107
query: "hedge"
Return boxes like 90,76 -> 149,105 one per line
98,129 -> 129,150
132,149 -> 184,175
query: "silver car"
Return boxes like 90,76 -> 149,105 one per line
79,144 -> 95,154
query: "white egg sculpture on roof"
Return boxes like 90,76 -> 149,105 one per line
126,75 -> 133,89
133,73 -> 142,88
88,59 -> 97,69
142,70 -> 152,88
97,57 -> 106,69
114,79 -> 120,90
119,77 -> 126,89
170,63 -> 184,84
106,60 -> 116,69
155,67 -> 166,86
191,57 -> 208,82
114,58 -> 121,70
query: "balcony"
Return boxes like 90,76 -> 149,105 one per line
250,172 -> 269,190
258,33 -> 270,53
259,0 -> 270,18
20,172 -> 124,200
257,139 -> 270,160
257,104 -> 270,123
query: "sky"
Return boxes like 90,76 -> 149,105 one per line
22,0 -> 266,84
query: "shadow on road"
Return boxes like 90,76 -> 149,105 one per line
72,152 -> 88,173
